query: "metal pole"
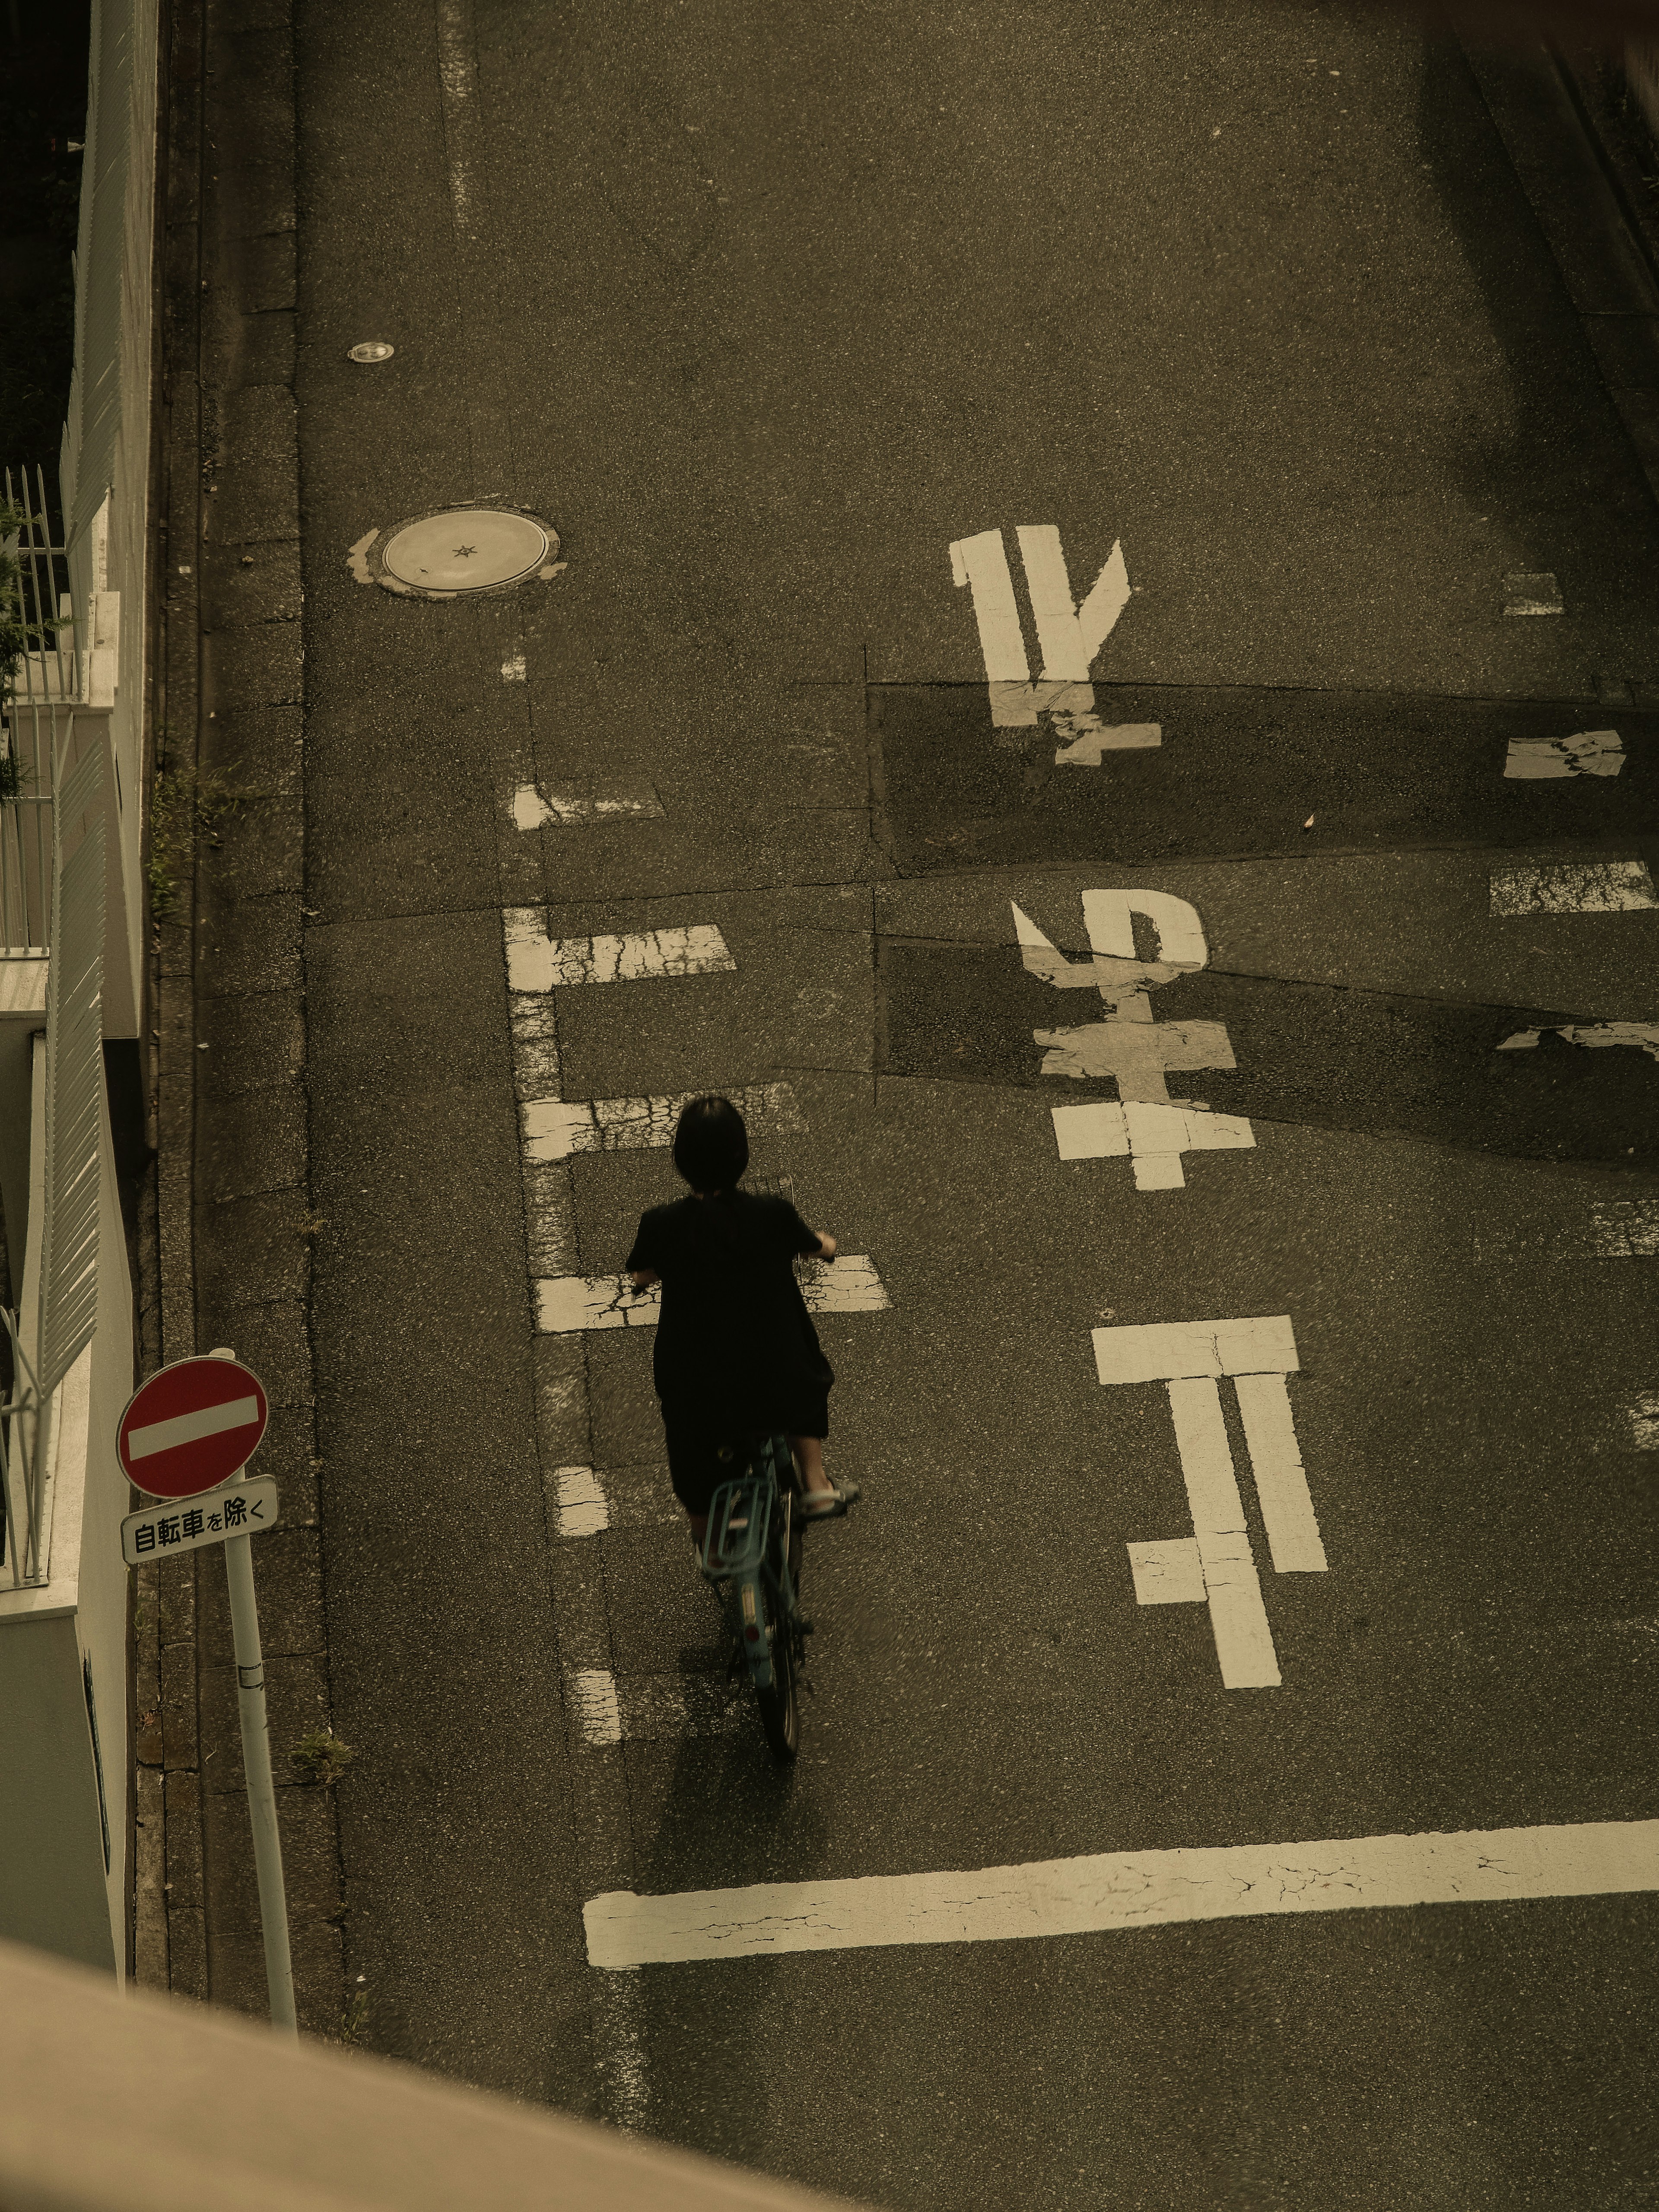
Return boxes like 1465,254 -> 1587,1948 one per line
221,1464 -> 297,2036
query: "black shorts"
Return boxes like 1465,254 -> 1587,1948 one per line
661,1398 -> 830,1516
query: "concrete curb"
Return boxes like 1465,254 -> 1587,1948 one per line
138,0 -> 344,2037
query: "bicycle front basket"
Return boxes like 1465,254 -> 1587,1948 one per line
700,1475 -> 771,1579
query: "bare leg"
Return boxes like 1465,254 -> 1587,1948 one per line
688,1513 -> 709,1553
789,1435 -> 835,1495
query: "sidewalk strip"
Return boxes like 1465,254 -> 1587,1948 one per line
584,1819 -> 1659,1968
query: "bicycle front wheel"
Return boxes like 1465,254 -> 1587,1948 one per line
755,1583 -> 800,1763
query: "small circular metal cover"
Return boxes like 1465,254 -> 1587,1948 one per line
346,503 -> 563,601
347,340 -> 395,363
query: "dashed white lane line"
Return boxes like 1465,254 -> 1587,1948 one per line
512,785 -> 665,828
1499,1021 -> 1659,1061
572,1669 -> 624,1747
505,909 -> 735,990
523,1082 -> 805,1163
536,1256 -> 891,1334
583,1818 -> 1659,1967
1488,860 -> 1657,916
1504,728 -> 1623,779
1628,1395 -> 1659,1448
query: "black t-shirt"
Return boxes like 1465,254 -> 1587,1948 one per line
626,1190 -> 834,1431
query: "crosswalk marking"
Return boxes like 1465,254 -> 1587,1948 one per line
536,1256 -> 891,1335
584,1818 -> 1659,1968
505,908 -> 736,992
512,784 -> 665,827
1488,860 -> 1657,916
1503,728 -> 1623,779
522,1082 -> 805,1163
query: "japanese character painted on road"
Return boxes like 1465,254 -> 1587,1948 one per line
1012,888 -> 1255,1193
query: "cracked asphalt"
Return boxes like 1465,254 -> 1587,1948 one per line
284,1 -> 1659,2204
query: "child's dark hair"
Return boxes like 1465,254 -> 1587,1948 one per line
672,1095 -> 749,1192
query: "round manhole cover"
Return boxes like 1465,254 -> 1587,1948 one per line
347,503 -> 563,601
380,509 -> 549,592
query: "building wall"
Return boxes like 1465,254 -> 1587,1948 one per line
0,1044 -> 133,1977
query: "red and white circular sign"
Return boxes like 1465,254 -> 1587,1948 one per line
117,1357 -> 269,1500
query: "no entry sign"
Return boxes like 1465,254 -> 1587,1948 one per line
118,1356 -> 270,1500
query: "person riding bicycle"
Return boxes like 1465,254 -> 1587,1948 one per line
626,1095 -> 860,1549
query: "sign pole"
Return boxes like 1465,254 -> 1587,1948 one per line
222,1464 -> 296,2035
118,1347 -> 293,2032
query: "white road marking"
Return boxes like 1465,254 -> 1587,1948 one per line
1127,1536 -> 1206,1605
1588,1199 -> 1659,1257
572,1669 -> 623,1746
948,525 -> 1152,752
1096,1315 -> 1320,1689
1017,893 -> 1252,1191
556,1466 -> 610,1538
522,1081 -> 805,1163
1166,1377 -> 1281,1688
125,1395 -> 261,1459
1498,1021 -> 1659,1061
584,1818 -> 1659,1967
1488,860 -> 1657,916
505,909 -> 735,992
1628,1395 -> 1659,1448
1092,1313 -> 1299,1387
536,1257 -> 891,1334
1053,721 -> 1162,764
1504,728 -> 1622,779
1503,571 -> 1564,615
1233,1370 -> 1327,1573
589,1968 -> 650,2131
501,651 -> 527,683
512,785 -> 666,829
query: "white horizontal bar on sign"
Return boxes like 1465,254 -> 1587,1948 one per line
126,1395 -> 262,1460
536,1259 -> 890,1333
504,909 -> 736,992
583,1818 -> 1659,1969
1488,860 -> 1657,917
1094,1315 -> 1299,1389
523,1082 -> 805,1164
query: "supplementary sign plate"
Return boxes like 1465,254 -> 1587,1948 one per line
122,1478 -> 280,1565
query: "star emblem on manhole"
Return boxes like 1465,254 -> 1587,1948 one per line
453,544 -> 477,558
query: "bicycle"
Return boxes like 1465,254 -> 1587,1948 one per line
699,1433 -> 810,1761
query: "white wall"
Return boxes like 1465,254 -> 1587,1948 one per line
0,1043 -> 133,1976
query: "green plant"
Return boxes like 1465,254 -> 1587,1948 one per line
337,1989 -> 371,2046
146,757 -> 263,919
0,500 -> 62,736
290,1728 -> 355,1787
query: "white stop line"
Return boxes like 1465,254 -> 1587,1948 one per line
585,1818 -> 1659,1969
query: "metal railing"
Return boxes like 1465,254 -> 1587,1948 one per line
0,1307 -> 45,1588
2,465 -> 72,958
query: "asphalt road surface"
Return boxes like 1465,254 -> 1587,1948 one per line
288,3 -> 1658,2204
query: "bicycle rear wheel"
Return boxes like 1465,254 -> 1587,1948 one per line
754,1580 -> 800,1762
